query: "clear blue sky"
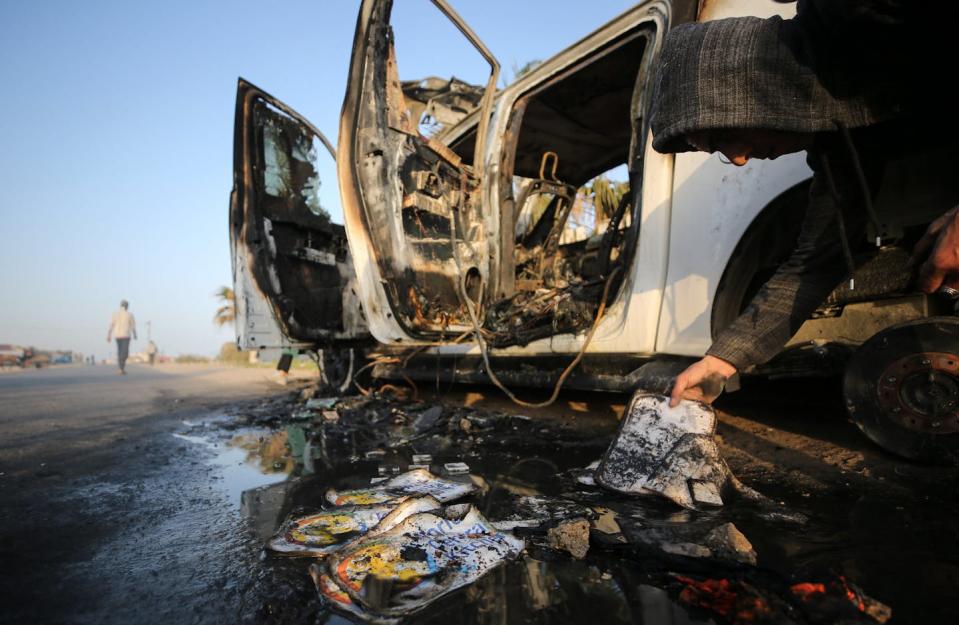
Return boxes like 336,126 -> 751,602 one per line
0,0 -> 635,360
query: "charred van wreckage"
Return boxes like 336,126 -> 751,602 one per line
230,0 -> 959,465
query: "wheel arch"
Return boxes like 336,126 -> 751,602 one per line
710,178 -> 812,340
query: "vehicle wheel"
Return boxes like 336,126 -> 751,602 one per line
844,317 -> 959,465
319,348 -> 361,394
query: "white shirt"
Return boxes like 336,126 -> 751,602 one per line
109,309 -> 136,339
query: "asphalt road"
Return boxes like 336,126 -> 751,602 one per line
0,364 -> 298,625
0,364 -> 287,479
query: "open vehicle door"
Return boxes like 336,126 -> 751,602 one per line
338,0 -> 500,343
230,79 -> 368,356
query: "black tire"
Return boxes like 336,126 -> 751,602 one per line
318,347 -> 365,394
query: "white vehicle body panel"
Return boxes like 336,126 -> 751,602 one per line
655,152 -> 811,356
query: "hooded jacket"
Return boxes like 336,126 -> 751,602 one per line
648,0 -> 937,154
646,1 -> 958,372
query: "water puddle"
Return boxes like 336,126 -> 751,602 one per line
173,428 -> 292,507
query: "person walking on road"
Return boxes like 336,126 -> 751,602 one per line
107,300 -> 137,375
146,340 -> 158,365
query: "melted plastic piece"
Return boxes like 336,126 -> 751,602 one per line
325,469 -> 476,506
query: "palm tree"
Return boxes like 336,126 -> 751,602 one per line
579,175 -> 629,230
213,286 -> 236,327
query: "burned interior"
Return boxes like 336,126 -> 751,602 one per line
233,82 -> 361,342
479,28 -> 652,347
349,0 -> 653,347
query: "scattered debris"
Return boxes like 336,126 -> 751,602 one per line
574,460 -> 600,486
237,388 -> 893,623
314,505 -> 524,623
660,542 -> 712,559
326,469 -> 477,506
306,397 -> 338,410
490,495 -> 594,532
268,504 -> 393,556
547,518 -> 591,559
443,461 -> 470,475
674,574 -> 891,624
703,522 -> 757,566
588,507 -> 627,545
790,577 -> 892,624
412,406 -> 443,430
674,575 -> 776,623
286,426 -> 307,459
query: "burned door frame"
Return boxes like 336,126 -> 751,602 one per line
338,0 -> 501,344
231,79 -> 368,351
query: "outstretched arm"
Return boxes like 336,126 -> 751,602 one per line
911,205 -> 959,294
670,161 -> 868,405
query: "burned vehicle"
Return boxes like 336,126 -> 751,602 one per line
232,0 -> 959,462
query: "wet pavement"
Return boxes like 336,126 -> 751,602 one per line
3,370 -> 958,624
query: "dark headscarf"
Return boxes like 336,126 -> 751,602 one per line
648,14 -> 900,154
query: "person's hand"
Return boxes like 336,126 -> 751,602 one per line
106,336 -> 111,343
669,355 -> 737,407
911,205 -> 959,293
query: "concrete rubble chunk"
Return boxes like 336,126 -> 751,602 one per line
703,522 -> 757,565
659,542 -> 712,559
547,518 -> 591,559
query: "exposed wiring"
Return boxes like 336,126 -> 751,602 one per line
820,152 -> 858,290
351,356 -> 400,396
836,121 -> 882,246
449,197 -> 620,408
